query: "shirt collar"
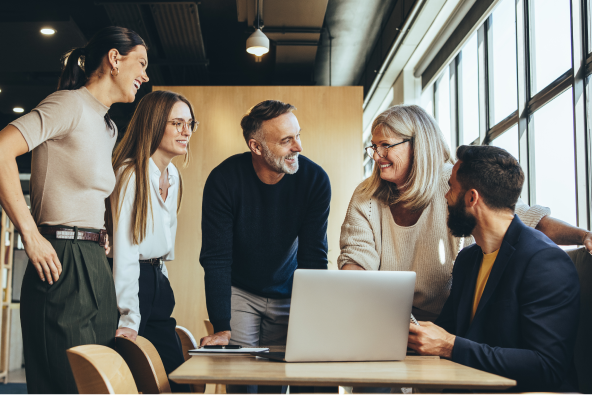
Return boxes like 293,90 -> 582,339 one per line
149,158 -> 177,187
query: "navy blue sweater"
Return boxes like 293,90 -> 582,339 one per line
200,153 -> 331,333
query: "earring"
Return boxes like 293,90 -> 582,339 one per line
110,67 -> 119,77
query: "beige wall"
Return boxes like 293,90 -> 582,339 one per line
153,86 -> 364,340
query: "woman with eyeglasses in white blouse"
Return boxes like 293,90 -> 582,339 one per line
107,90 -> 197,392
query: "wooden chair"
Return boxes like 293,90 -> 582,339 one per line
566,247 -> 592,393
116,335 -> 172,394
67,344 -> 138,394
176,325 -> 224,394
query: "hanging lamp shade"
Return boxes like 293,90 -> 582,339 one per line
246,29 -> 269,56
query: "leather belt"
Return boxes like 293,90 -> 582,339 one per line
38,227 -> 107,247
139,257 -> 163,266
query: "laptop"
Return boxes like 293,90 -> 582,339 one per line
252,269 -> 416,362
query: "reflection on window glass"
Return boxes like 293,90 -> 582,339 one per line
491,125 -> 519,162
529,0 -> 572,95
533,88 -> 577,226
435,66 -> 451,150
489,0 -> 518,125
461,33 -> 480,144
420,85 -> 434,117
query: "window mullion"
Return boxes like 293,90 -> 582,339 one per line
516,0 -> 532,204
572,0 -> 590,229
478,23 -> 489,145
450,57 -> 460,151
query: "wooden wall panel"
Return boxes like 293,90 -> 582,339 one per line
153,86 -> 364,340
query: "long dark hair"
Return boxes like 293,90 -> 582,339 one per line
107,91 -> 193,244
58,26 -> 147,130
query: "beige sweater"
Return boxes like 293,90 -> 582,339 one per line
11,87 -> 117,229
337,163 -> 550,318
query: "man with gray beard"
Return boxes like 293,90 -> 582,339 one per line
199,100 -> 331,393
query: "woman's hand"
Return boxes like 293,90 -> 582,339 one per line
341,264 -> 365,270
200,331 -> 231,346
116,327 -> 138,341
103,234 -> 110,255
22,229 -> 62,285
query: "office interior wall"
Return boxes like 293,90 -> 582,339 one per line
152,86 -> 364,340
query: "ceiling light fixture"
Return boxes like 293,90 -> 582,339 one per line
40,28 -> 56,35
246,0 -> 269,58
13,107 -> 24,113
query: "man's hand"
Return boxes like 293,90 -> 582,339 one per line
103,233 -> 111,255
22,229 -> 62,285
408,321 -> 455,359
341,264 -> 365,270
200,330 -> 231,346
116,327 -> 138,341
583,232 -> 592,255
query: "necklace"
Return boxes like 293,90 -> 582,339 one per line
159,187 -> 163,196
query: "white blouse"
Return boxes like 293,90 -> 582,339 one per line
112,158 -> 179,332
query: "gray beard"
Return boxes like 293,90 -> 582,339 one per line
261,142 -> 299,174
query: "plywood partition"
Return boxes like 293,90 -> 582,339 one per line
153,86 -> 364,340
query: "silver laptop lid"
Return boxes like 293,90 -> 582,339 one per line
285,269 -> 416,362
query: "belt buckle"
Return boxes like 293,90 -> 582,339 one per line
99,229 -> 107,247
56,230 -> 75,240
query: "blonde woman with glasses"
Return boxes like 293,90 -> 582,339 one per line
339,104 -> 592,323
107,90 -> 196,392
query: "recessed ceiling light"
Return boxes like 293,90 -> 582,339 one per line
13,107 -> 24,113
40,28 -> 56,35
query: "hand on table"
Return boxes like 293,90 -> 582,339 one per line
200,331 -> 231,346
116,327 -> 138,341
22,229 -> 62,285
407,321 -> 455,359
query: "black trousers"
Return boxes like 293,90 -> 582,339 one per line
137,262 -> 189,393
21,226 -> 118,394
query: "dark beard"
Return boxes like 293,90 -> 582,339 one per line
447,195 -> 477,237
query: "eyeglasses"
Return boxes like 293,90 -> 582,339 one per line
365,139 -> 411,159
167,120 -> 199,134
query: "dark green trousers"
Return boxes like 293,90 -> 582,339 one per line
20,227 -> 118,394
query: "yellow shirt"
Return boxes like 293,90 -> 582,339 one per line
471,249 -> 500,321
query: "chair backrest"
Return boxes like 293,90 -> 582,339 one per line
176,325 -> 198,362
67,344 -> 138,394
116,336 -> 172,394
175,326 -> 207,393
566,247 -> 592,393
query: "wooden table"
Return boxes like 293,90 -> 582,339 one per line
169,353 -> 516,391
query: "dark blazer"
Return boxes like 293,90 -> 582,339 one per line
435,215 -> 580,392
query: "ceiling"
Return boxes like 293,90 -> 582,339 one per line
0,0 -> 402,173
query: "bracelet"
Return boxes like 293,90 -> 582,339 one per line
582,231 -> 590,246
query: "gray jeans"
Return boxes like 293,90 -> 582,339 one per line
228,286 -> 291,347
227,286 -> 290,394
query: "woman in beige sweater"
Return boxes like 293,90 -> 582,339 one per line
338,105 -> 592,322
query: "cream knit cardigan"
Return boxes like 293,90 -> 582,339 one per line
337,163 -> 550,317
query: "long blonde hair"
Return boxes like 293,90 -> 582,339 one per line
106,90 -> 194,244
359,104 -> 452,211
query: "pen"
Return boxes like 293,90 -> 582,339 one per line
202,345 -> 242,349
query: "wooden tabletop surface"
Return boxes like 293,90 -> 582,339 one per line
169,352 -> 516,390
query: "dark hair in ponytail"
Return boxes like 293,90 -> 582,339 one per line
58,26 -> 147,130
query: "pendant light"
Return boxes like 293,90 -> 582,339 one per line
246,0 -> 269,57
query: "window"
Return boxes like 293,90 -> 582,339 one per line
532,89 -> 577,226
434,65 -> 451,150
491,125 -> 519,161
489,0 -> 518,125
529,0 -> 572,95
420,84 -> 434,117
460,33 -> 480,144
